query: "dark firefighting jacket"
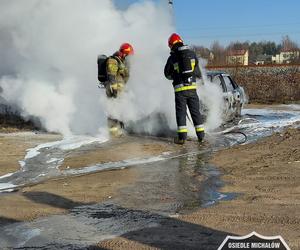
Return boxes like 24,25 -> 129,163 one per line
164,43 -> 201,92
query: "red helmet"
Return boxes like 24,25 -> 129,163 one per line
119,43 -> 134,57
168,33 -> 183,48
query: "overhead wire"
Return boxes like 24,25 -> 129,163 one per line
177,22 -> 300,31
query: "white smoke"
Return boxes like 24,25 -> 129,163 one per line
0,0 -> 175,136
197,59 -> 224,132
0,0 -> 224,139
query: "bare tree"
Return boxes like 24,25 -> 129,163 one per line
192,45 -> 210,61
210,41 -> 226,66
226,41 -> 249,51
281,35 -> 299,51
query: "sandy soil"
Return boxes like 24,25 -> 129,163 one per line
0,128 -> 299,249
200,127 -> 300,248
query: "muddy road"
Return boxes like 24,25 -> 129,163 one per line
0,105 -> 300,249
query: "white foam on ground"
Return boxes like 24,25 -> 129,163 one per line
278,104 -> 300,111
243,108 -> 300,117
0,183 -> 17,193
46,158 -> 61,164
0,173 -> 14,179
62,151 -> 186,176
241,108 -> 300,129
24,135 -> 108,160
19,161 -> 25,169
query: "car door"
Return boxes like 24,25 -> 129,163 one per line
223,75 -> 237,109
211,75 -> 231,117
212,75 -> 225,91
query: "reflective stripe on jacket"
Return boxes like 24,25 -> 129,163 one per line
174,83 -> 197,92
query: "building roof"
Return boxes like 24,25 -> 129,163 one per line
281,48 -> 300,53
227,49 -> 248,56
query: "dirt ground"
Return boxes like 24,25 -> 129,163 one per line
97,128 -> 300,250
0,127 -> 299,249
0,134 -> 175,224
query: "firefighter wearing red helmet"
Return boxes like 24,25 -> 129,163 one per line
106,43 -> 134,98
105,43 -> 134,135
164,33 -> 205,144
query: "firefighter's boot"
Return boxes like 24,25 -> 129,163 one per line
174,137 -> 185,145
197,131 -> 205,143
108,118 -> 123,137
174,131 -> 187,145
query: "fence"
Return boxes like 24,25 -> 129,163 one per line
206,64 -> 300,103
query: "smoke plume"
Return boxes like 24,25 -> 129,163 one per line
0,0 -> 223,138
198,59 -> 224,132
0,0 -> 174,136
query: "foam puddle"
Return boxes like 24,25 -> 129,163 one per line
0,173 -> 14,179
0,135 -> 108,193
0,183 -> 17,192
242,108 -> 300,125
24,135 -> 109,160
62,152 -> 173,176
217,108 -> 300,145
198,165 -> 238,208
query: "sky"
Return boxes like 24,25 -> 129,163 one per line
115,0 -> 300,48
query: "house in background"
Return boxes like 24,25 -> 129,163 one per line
254,54 -> 272,65
272,49 -> 300,64
226,49 -> 249,66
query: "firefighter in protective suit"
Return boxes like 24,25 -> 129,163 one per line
106,43 -> 134,135
164,33 -> 205,144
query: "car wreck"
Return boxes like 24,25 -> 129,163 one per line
205,71 -> 247,121
126,71 -> 247,137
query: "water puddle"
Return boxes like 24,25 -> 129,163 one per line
198,164 -> 238,208
0,152 -> 232,249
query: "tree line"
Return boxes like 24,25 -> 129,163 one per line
193,35 -> 300,66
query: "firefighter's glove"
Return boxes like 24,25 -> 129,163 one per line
106,82 -> 118,98
110,83 -> 118,91
118,64 -> 127,76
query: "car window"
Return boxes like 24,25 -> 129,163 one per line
212,76 -> 226,92
228,76 -> 238,88
223,76 -> 235,92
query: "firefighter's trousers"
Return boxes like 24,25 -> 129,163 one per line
175,89 -> 205,141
